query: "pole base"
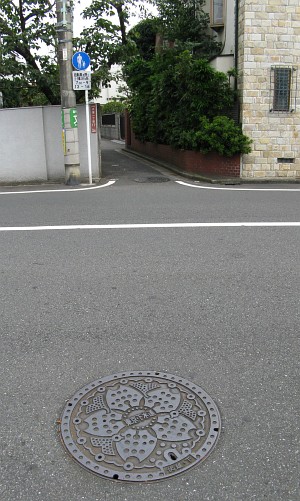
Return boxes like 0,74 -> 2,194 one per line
65,174 -> 80,186
65,166 -> 81,186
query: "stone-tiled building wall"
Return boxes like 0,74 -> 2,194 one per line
238,0 -> 300,179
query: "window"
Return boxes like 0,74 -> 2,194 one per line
273,67 -> 291,111
101,114 -> 116,126
270,66 -> 297,113
211,0 -> 224,27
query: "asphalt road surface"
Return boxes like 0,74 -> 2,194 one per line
0,140 -> 299,501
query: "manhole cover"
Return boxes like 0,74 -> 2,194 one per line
60,371 -> 221,482
134,177 -> 170,183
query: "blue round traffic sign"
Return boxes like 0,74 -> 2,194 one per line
72,51 -> 90,71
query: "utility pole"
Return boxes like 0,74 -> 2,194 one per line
56,0 -> 80,185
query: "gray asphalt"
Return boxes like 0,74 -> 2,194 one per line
0,140 -> 299,501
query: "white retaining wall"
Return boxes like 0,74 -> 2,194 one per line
0,104 -> 101,183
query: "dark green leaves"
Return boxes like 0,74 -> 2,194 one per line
155,0 -> 221,58
0,0 -> 59,106
126,50 -> 252,156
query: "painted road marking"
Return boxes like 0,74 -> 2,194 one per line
0,180 -> 116,195
112,140 -> 125,144
176,180 -> 300,192
0,222 -> 299,232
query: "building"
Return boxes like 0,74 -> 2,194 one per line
97,65 -> 127,105
207,0 -> 300,179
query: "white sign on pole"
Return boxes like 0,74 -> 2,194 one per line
72,71 -> 91,91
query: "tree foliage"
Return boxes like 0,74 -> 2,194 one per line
0,0 -> 153,107
0,0 -> 223,109
126,50 -> 251,156
155,0 -> 221,58
128,18 -> 159,61
123,1 -> 251,156
0,0 -> 60,107
79,0 -> 154,81
101,99 -> 126,113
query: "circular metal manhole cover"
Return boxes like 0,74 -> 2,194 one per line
60,371 -> 221,482
134,177 -> 170,183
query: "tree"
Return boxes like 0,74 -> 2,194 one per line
125,50 -> 252,156
0,0 -> 139,107
101,99 -> 126,113
128,18 -> 159,61
122,1 -> 251,156
79,0 -> 154,81
0,0 -> 219,108
155,0 -> 221,58
0,0 -> 60,107
0,0 -> 156,107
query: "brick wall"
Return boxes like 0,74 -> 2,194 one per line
126,127 -> 240,178
238,0 -> 300,179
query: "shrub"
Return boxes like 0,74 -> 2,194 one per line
101,100 -> 126,114
125,50 -> 252,156
172,116 -> 252,156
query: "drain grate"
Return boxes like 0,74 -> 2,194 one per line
60,371 -> 221,482
134,177 -> 170,183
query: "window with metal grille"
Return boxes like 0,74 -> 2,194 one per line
270,66 -> 297,113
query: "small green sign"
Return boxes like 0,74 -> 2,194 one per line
70,108 -> 78,128
61,109 -> 65,128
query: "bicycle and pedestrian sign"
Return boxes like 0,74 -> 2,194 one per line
72,51 -> 91,91
71,51 -> 93,184
72,51 -> 90,71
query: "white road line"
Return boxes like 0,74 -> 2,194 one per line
0,222 -> 300,232
176,180 -> 300,192
0,180 -> 116,195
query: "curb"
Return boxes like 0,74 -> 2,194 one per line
0,178 -> 101,188
123,148 -> 300,185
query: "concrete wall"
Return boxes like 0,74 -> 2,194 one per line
238,0 -> 300,179
43,105 -> 65,180
100,113 -> 123,141
206,0 -> 236,74
0,107 -> 48,182
0,104 -> 101,183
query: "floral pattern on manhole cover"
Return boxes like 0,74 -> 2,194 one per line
60,371 -> 221,482
134,177 -> 170,183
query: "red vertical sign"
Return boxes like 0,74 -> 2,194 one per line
90,104 -> 97,133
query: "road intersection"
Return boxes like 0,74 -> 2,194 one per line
0,140 -> 299,501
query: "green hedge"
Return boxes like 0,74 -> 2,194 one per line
125,51 -> 251,156
171,116 -> 252,156
101,100 -> 126,114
